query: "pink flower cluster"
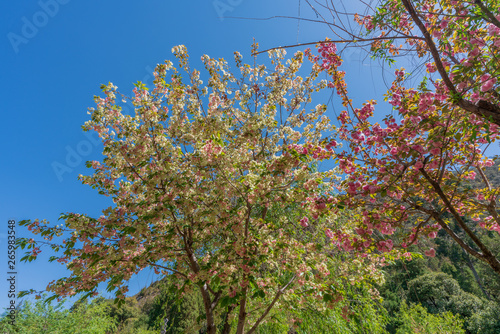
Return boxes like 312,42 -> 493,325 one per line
317,43 -> 342,70
478,216 -> 500,234
424,248 -> 436,257
376,239 -> 393,252
480,74 -> 497,93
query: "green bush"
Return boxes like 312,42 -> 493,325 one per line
0,295 -> 116,334
394,302 -> 465,334
467,301 -> 500,334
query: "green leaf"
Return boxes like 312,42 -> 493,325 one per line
18,219 -> 31,226
323,293 -> 333,302
212,276 -> 221,289
43,294 -> 59,305
220,296 -> 231,308
251,290 -> 265,299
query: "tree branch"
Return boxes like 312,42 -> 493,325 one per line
419,168 -> 500,274
246,275 -> 297,334
146,261 -> 187,278
252,36 -> 425,56
474,0 -> 500,27
401,0 -> 500,126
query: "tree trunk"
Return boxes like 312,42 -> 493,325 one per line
236,286 -> 248,334
199,283 -> 217,334
221,305 -> 235,334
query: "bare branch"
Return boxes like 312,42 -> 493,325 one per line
253,36 -> 425,56
247,275 -> 297,334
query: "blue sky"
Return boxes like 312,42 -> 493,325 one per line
0,0 -> 427,310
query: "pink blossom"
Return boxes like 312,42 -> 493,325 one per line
425,63 -> 437,73
424,248 -> 436,257
466,171 -> 476,180
488,23 -> 500,36
480,74 -> 497,92
432,30 -> 443,39
430,148 -> 440,155
325,229 -> 334,239
469,48 -> 480,58
471,92 -> 480,103
440,19 -> 449,29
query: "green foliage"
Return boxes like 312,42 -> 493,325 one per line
146,279 -> 205,334
292,301 -> 388,334
378,249 -> 500,333
406,272 -> 488,330
468,301 -> 500,334
394,302 -> 465,334
98,296 -> 158,334
2,269 -> 496,334
378,257 -> 429,331
251,283 -> 389,334
130,276 -> 389,334
407,272 -> 464,314
0,295 -> 116,334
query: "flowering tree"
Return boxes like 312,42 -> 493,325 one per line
288,0 -> 499,124
18,46 -> 382,333
294,0 -> 500,275
363,0 -> 499,123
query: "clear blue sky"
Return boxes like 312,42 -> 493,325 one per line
0,0 -> 425,310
